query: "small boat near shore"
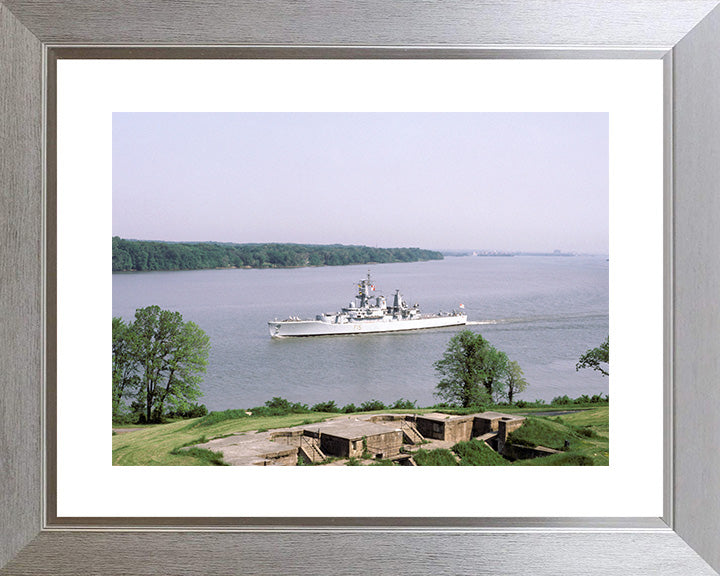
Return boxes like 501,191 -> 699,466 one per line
268,272 -> 467,338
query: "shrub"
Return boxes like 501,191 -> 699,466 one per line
342,403 -> 358,414
311,400 -> 339,413
264,397 -> 310,413
453,439 -> 510,466
112,412 -> 139,426
548,394 -> 609,407
246,397 -> 311,417
360,399 -> 387,412
430,402 -> 453,410
412,448 -> 458,466
166,403 -> 208,419
390,398 -> 417,410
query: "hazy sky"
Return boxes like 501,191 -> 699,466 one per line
113,112 -> 608,253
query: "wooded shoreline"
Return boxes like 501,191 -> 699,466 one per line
112,237 -> 443,272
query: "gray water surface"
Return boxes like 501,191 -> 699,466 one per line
112,255 -> 609,411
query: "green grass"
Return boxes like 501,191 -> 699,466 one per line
453,439 -> 511,466
507,407 -> 609,466
189,409 -> 251,428
113,405 -> 608,467
410,407 -> 608,467
172,447 -> 228,466
412,448 -> 458,466
513,452 -> 594,466
507,417 -> 573,451
112,412 -> 332,466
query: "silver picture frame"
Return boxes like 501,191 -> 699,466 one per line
2,1 -> 719,574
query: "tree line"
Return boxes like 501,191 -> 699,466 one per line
113,306 -> 210,423
433,330 -> 609,408
112,237 -> 443,272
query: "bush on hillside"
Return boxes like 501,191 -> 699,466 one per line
453,439 -> 510,466
311,400 -> 339,413
412,448 -> 458,466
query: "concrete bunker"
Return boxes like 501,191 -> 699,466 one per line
193,410 -> 529,465
301,419 -> 404,460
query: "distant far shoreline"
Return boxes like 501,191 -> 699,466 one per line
112,237 -> 443,273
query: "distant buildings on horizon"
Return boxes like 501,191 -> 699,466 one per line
442,249 -> 607,258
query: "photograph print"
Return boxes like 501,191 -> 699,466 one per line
112,112 -> 609,467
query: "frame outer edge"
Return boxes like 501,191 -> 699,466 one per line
1,0 -> 719,46
0,2 -> 43,570
671,4 -> 720,573
2,531 -> 720,576
1,0 -> 719,574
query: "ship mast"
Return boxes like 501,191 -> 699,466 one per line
357,271 -> 374,308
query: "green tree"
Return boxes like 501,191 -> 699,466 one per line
129,306 -> 210,423
434,330 -> 508,407
112,317 -> 139,420
503,360 -> 528,404
576,337 -> 609,377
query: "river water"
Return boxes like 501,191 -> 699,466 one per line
112,255 -> 608,411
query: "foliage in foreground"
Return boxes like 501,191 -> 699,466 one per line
113,399 -> 608,467
576,336 -> 609,377
550,394 -> 608,406
507,417 -> 575,451
453,439 -> 511,466
113,306 -> 210,424
411,448 -> 459,466
433,330 -> 509,407
412,407 -> 608,467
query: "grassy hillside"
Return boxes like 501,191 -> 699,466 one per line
113,412 -> 333,466
113,406 -> 608,467
411,407 -> 608,467
509,407 -> 609,466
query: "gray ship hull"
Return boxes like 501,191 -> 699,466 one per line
268,313 -> 467,338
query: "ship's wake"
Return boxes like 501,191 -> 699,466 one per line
465,312 -> 607,327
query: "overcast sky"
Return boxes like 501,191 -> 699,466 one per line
113,112 -> 608,253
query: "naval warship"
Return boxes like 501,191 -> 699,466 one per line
268,272 -> 467,337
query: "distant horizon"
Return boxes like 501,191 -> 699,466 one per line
113,235 -> 608,256
113,112 -> 609,253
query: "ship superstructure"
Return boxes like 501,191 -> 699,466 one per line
268,272 -> 466,338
